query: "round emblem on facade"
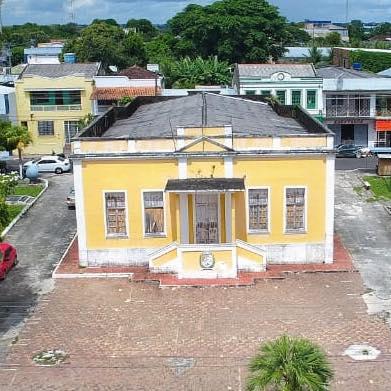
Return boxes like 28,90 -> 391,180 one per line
200,252 -> 215,269
277,73 -> 285,80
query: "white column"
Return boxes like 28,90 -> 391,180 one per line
324,155 -> 335,264
225,193 -> 232,243
179,194 -> 189,244
177,127 -> 185,149
73,159 -> 88,267
178,157 -> 187,179
224,157 -> 233,178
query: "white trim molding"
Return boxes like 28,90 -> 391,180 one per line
73,159 -> 88,267
224,157 -> 233,178
141,189 -> 167,238
177,127 -> 185,149
178,157 -> 187,179
324,155 -> 335,263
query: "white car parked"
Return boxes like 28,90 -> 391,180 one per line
24,156 -> 71,174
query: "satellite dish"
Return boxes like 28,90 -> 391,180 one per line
109,65 -> 118,73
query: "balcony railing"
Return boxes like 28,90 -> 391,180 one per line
326,95 -> 370,118
31,104 -> 82,112
376,108 -> 391,117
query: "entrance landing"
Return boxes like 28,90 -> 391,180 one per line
53,236 -> 355,286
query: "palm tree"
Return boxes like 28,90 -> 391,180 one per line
305,47 -> 323,66
246,335 -> 333,391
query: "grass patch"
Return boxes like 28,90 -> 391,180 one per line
363,176 -> 391,200
13,184 -> 44,198
7,204 -> 24,221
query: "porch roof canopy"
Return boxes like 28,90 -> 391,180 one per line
165,178 -> 245,193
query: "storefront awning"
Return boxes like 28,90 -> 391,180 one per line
376,120 -> 391,132
165,178 -> 245,193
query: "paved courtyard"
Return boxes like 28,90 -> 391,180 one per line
1,272 -> 391,390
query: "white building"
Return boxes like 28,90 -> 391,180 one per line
317,66 -> 391,147
233,63 -> 324,117
303,21 -> 349,42
0,86 -> 16,123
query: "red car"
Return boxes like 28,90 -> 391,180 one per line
0,243 -> 17,280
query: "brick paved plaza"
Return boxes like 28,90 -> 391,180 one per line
1,272 -> 391,390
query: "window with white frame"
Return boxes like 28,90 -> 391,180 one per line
285,188 -> 306,232
143,191 -> 165,235
248,189 -> 269,232
105,192 -> 127,236
38,121 -> 54,136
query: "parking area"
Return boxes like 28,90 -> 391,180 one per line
1,272 -> 391,390
0,173 -> 76,362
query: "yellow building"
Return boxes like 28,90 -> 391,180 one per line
15,63 -> 101,155
72,93 -> 335,279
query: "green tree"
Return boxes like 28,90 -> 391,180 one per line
126,19 -> 157,40
121,32 -> 148,67
348,20 -> 365,43
287,23 -> 312,45
145,33 -> 176,64
0,121 -> 32,178
246,335 -> 333,391
91,18 -> 119,26
65,22 -> 125,69
11,46 -> 24,65
305,46 -> 323,66
324,32 -> 341,46
168,0 -> 291,63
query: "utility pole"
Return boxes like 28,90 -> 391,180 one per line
69,0 -> 75,24
0,0 -> 4,35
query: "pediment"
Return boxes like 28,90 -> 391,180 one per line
179,137 -> 233,153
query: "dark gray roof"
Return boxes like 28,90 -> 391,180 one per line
165,178 -> 245,192
102,94 -> 310,139
237,64 -> 316,78
20,63 -> 100,79
316,66 -> 381,79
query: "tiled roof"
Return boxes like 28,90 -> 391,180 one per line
237,63 -> 316,78
20,63 -> 100,79
118,65 -> 159,79
90,87 -> 160,100
316,66 -> 381,79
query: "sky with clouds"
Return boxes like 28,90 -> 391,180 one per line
4,0 -> 391,26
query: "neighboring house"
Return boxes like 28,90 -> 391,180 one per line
317,66 -> 391,147
378,67 -> 391,77
118,65 -> 164,89
162,85 -> 236,97
72,93 -> 335,278
0,86 -> 16,123
92,74 -> 161,115
303,20 -> 349,42
233,64 -> 323,117
333,47 -> 391,69
24,42 -> 64,65
282,47 -> 331,62
15,63 -> 101,155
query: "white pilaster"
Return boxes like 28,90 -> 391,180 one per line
178,157 -> 187,179
224,125 -> 233,149
326,135 -> 334,149
177,127 -> 185,149
224,157 -> 233,178
73,159 -> 88,267
179,194 -> 189,244
127,140 -> 136,152
225,193 -> 232,243
324,155 -> 335,264
72,140 -> 81,154
272,137 -> 281,149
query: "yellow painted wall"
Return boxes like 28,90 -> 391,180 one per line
187,158 -> 225,178
237,246 -> 264,264
82,159 -> 179,249
80,140 -> 128,153
15,75 -> 95,155
281,136 -> 327,148
182,249 -> 233,273
151,248 -> 177,267
234,157 -> 326,244
184,140 -> 227,153
234,138 -> 273,149
184,127 -> 225,137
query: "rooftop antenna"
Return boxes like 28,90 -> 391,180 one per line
0,0 -> 4,35
69,0 -> 76,23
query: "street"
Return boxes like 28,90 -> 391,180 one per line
0,174 -> 76,361
335,156 -> 377,171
